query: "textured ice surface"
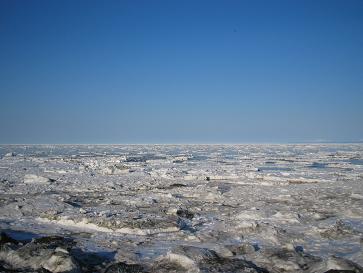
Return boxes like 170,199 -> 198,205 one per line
0,144 -> 362,272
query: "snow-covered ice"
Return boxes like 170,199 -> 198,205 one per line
0,144 -> 362,272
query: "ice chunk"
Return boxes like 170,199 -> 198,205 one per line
24,174 -> 51,184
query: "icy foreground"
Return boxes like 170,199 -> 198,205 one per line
0,144 -> 362,273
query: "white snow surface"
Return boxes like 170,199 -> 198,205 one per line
0,144 -> 362,272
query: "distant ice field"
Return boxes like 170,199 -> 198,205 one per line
0,144 -> 362,272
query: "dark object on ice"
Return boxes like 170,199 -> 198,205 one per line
168,183 -> 187,188
176,208 -> 194,220
104,262 -> 145,273
155,182 -> 187,191
64,200 -> 82,208
294,245 -> 304,253
206,176 -> 210,181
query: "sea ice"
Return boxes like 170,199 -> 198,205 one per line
0,144 -> 362,272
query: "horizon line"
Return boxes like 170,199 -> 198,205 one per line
1,141 -> 363,146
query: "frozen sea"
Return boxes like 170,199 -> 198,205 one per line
0,144 -> 362,272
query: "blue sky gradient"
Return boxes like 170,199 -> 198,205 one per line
0,0 -> 362,143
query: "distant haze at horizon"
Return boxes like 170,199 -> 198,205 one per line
0,0 -> 362,144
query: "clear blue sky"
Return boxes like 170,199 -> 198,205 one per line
0,0 -> 362,144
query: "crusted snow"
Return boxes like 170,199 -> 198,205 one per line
0,144 -> 362,272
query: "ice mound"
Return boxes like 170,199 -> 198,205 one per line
98,164 -> 130,175
156,245 -> 268,273
4,152 -> 16,157
23,174 -> 51,184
